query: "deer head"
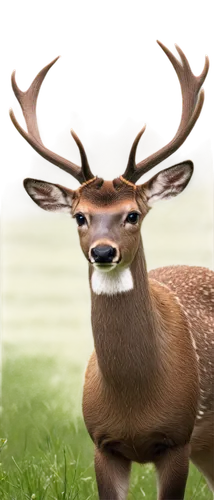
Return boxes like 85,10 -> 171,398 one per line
10,42 -> 209,277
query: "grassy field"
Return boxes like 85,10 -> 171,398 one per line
0,186 -> 213,499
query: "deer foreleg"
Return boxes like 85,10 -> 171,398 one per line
94,447 -> 131,500
155,443 -> 190,500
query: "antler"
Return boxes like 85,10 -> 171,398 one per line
9,57 -> 95,184
122,41 -> 209,184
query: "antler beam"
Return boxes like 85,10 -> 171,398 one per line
9,57 -> 95,184
122,41 -> 209,184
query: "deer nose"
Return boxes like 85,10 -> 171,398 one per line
91,245 -> 116,264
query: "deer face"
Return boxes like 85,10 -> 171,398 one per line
24,178 -> 145,272
72,182 -> 145,271
24,161 -> 193,275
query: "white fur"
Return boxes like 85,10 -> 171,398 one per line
91,267 -> 133,295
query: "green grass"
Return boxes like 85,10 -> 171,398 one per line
1,186 -> 213,498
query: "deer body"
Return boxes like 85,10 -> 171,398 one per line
10,42 -> 213,498
84,260 -> 199,452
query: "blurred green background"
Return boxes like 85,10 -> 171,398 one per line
0,184 -> 213,499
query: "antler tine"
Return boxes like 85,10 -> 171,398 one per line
10,57 -> 94,184
70,129 -> 94,182
11,57 -> 60,142
122,42 -> 209,184
122,126 -> 146,180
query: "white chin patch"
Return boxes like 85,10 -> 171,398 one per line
91,267 -> 134,296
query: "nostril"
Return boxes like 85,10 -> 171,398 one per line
91,245 -> 116,263
109,247 -> 116,258
91,247 -> 99,260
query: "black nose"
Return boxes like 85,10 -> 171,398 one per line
91,245 -> 116,264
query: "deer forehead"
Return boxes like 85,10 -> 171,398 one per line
74,179 -> 141,210
75,202 -> 139,216
74,200 -> 140,216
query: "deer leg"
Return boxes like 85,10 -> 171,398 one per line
94,447 -> 131,500
155,443 -> 190,500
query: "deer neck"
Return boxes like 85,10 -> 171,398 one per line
89,238 -> 164,391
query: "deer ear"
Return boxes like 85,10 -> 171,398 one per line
143,161 -> 193,206
24,178 -> 74,213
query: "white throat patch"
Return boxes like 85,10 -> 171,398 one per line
91,267 -> 134,296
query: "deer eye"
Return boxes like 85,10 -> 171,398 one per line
75,213 -> 87,226
125,212 -> 140,224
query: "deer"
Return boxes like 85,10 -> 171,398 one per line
10,41 -> 213,500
